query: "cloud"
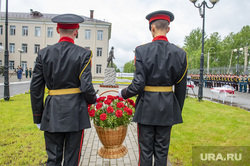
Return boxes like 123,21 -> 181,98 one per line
2,0 -> 249,69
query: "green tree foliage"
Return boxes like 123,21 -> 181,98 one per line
183,28 -> 205,69
123,60 -> 135,73
184,25 -> 250,70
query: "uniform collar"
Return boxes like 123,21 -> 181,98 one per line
58,37 -> 74,44
152,35 -> 169,42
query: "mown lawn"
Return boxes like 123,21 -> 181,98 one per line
0,94 -> 47,166
0,94 -> 249,165
169,97 -> 250,165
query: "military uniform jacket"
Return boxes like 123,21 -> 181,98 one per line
121,36 -> 187,126
30,37 -> 96,132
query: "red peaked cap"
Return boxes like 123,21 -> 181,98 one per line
146,10 -> 174,30
51,14 -> 84,29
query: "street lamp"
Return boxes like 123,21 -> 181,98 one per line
207,47 -> 214,74
18,49 -> 24,67
190,0 -> 219,101
234,48 -> 243,75
4,0 -> 10,101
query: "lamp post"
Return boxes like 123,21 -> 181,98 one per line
234,48 -> 243,75
18,49 -> 23,67
207,47 -> 214,74
189,0 -> 219,101
4,0 -> 10,101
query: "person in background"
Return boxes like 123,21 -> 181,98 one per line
17,66 -> 23,81
243,74 -> 248,93
25,67 -> 28,78
239,75 -> 244,92
29,68 -> 32,78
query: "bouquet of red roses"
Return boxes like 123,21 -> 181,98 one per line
88,95 -> 135,129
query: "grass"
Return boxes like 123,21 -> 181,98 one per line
0,94 -> 47,166
169,97 -> 250,165
0,94 -> 249,165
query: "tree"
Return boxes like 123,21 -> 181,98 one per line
204,32 -> 222,68
123,60 -> 135,73
183,28 -> 205,70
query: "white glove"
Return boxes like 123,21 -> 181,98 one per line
118,89 -> 122,98
36,123 -> 41,129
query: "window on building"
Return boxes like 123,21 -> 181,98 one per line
9,43 -> 15,53
21,61 -> 27,70
35,27 -> 41,37
10,25 -> 16,35
85,29 -> 91,39
22,44 -> 28,53
47,27 -> 53,37
22,26 -> 28,36
9,61 -> 15,70
96,64 -> 102,74
97,47 -> 102,57
34,44 -> 40,53
0,25 -> 3,35
97,30 -> 103,40
0,60 -> 2,66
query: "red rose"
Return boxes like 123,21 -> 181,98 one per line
100,113 -> 107,121
96,103 -> 103,110
104,99 -> 112,105
89,109 -> 95,117
118,97 -> 124,101
107,95 -> 115,101
107,106 -> 114,113
96,96 -> 106,103
117,102 -> 124,108
127,99 -> 135,107
126,108 -> 133,115
115,110 -> 123,118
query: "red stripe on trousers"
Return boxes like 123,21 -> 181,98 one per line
78,130 -> 84,166
137,123 -> 141,166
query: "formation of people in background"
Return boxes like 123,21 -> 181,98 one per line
189,74 -> 250,93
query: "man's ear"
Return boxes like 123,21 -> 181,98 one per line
56,27 -> 60,34
151,24 -> 156,33
167,27 -> 170,33
74,29 -> 78,37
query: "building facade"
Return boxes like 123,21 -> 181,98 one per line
0,10 -> 111,78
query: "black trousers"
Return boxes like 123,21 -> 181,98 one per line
44,130 -> 84,166
137,123 -> 172,166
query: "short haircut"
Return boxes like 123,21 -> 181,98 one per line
151,20 -> 169,30
58,28 -> 77,35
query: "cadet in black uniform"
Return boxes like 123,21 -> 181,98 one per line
30,14 -> 97,166
118,10 -> 187,166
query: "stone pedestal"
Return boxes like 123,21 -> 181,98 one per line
103,68 -> 116,86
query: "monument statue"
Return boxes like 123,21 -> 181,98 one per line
107,47 -> 115,68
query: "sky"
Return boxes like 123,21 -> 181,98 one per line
1,0 -> 250,70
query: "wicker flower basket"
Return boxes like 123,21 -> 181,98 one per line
95,124 -> 128,159
94,90 -> 128,159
